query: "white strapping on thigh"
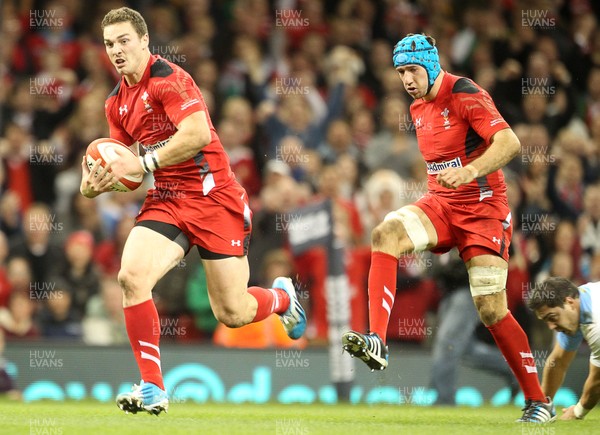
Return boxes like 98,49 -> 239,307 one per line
468,266 -> 508,296
383,208 -> 429,251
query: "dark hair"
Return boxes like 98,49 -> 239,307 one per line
101,7 -> 148,38
527,277 -> 579,311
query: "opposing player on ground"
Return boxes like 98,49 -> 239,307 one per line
529,277 -> 600,420
80,7 -> 306,415
342,34 -> 555,423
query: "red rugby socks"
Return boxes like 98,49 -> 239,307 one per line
487,311 -> 546,402
124,299 -> 165,390
368,251 -> 399,343
248,286 -> 290,322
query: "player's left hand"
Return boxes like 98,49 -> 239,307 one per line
109,146 -> 144,180
559,405 -> 579,420
436,167 -> 476,189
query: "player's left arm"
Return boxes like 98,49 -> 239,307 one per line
437,127 -> 520,189
437,83 -> 520,189
560,362 -> 600,420
150,111 -> 211,166
109,111 -> 210,178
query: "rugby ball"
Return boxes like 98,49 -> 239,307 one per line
86,138 -> 143,192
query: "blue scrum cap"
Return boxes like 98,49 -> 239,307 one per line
392,34 -> 441,88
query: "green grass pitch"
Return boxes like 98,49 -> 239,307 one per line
1,400 -> 598,435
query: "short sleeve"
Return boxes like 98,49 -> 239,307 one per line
105,100 -> 134,146
455,81 -> 510,144
151,72 -> 203,127
557,330 -> 584,352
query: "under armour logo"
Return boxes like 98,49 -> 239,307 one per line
231,240 -> 241,247
492,236 -> 501,245
119,105 -> 128,116
414,117 -> 422,128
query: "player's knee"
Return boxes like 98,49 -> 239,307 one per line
118,267 -> 143,298
371,219 -> 407,249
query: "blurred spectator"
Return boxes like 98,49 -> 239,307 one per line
0,328 -> 20,398
584,66 -> 600,122
220,118 -> 261,197
546,154 -> 585,221
364,95 -> 419,178
0,122 -> 35,211
0,232 -> 9,309
82,277 -> 128,345
55,230 -> 99,320
94,215 -> 135,276
315,164 -> 363,247
359,169 -> 407,242
579,184 -> 600,278
6,256 -> 32,297
39,284 -> 81,339
9,202 -> 64,285
0,290 -> 39,339
319,119 -> 360,164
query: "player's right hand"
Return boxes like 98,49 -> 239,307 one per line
80,156 -> 116,198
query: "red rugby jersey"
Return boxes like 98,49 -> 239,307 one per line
104,55 -> 235,195
410,72 -> 510,202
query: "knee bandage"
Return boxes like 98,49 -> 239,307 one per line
468,266 -> 508,296
384,208 -> 429,251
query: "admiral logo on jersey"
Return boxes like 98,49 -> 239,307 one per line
426,157 -> 462,174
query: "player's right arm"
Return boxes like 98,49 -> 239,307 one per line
542,341 -> 577,399
80,157 -> 115,198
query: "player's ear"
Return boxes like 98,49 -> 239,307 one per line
141,33 -> 149,50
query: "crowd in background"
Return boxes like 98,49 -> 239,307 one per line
1,0 -> 600,351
